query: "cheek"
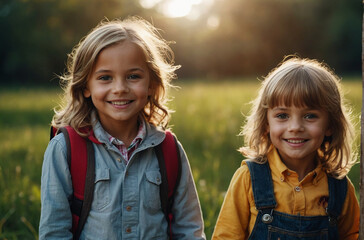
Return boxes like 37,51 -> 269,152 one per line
310,126 -> 328,139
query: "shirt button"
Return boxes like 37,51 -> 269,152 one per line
126,227 -> 132,233
280,176 -> 284,182
117,158 -> 121,162
126,206 -> 132,211
295,186 -> 301,192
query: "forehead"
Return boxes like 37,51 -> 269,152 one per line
94,41 -> 148,70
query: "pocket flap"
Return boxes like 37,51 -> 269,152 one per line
95,168 -> 110,183
145,171 -> 162,185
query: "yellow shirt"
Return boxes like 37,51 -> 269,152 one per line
212,148 -> 359,240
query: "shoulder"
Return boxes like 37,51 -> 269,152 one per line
47,133 -> 67,154
343,177 -> 358,203
44,133 -> 68,167
42,133 -> 71,185
228,160 -> 252,190
337,176 -> 360,239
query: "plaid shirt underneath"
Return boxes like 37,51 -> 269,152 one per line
107,121 -> 146,163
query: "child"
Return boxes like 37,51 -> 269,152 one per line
39,17 -> 205,239
212,57 -> 359,239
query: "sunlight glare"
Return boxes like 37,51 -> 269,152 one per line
162,0 -> 191,18
139,0 -> 204,18
139,0 -> 162,9
207,16 -> 220,29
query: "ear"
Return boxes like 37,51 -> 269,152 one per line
148,86 -> 153,96
325,128 -> 332,137
265,121 -> 270,134
84,87 -> 91,98
147,80 -> 153,96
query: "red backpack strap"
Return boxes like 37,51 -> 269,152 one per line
52,126 -> 95,240
155,130 -> 182,238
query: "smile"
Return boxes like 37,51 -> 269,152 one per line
110,100 -> 133,106
285,139 -> 307,144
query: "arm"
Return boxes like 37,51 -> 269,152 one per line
338,177 -> 359,240
170,141 -> 206,240
39,134 -> 73,240
212,164 -> 252,240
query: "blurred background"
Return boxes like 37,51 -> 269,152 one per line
0,0 -> 361,86
0,0 -> 361,239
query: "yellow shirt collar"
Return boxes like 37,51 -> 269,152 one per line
267,147 -> 323,184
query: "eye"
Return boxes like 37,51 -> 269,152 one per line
127,74 -> 141,80
97,75 -> 112,81
276,113 -> 288,119
304,113 -> 318,119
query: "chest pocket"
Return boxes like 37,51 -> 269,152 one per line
93,168 -> 110,210
268,225 -> 329,240
144,170 -> 162,212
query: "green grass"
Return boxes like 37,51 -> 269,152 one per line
0,79 -> 361,239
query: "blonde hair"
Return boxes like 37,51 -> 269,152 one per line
52,16 -> 179,133
240,56 -> 356,178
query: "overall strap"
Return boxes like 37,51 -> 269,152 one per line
56,127 -> 96,240
246,161 -> 277,209
155,131 -> 182,238
326,176 -> 348,223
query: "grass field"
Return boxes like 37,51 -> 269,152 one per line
0,78 -> 361,239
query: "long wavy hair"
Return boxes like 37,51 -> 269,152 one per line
240,57 -> 356,178
52,16 -> 179,134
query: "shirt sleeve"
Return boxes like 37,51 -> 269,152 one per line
38,134 -> 73,240
170,141 -> 206,240
337,177 -> 359,240
212,163 -> 252,240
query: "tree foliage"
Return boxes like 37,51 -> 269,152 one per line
0,0 -> 360,86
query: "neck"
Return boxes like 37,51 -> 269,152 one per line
101,120 -> 139,147
279,155 -> 317,182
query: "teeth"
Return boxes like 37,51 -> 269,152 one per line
287,139 -> 305,144
111,101 -> 130,105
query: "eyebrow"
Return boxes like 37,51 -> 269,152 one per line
94,68 -> 145,74
94,69 -> 111,74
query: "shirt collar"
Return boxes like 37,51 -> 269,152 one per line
90,111 -> 147,147
267,147 -> 322,184
106,119 -> 146,148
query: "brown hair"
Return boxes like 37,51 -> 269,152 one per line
52,16 -> 179,133
240,57 -> 356,178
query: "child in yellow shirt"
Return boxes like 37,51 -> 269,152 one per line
212,57 -> 359,240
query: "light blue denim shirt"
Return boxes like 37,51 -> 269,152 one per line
39,118 -> 205,240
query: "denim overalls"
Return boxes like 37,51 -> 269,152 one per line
246,161 -> 347,240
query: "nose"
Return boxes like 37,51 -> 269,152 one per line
288,117 -> 304,132
113,78 -> 129,93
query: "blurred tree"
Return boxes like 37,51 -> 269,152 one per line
0,0 -> 360,86
0,0 -> 146,86
166,0 -> 361,79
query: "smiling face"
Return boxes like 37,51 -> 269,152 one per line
267,105 -> 331,168
84,40 -> 151,131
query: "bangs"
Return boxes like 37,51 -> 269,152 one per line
264,66 -> 329,109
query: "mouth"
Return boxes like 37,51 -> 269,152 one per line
109,100 -> 133,106
285,139 -> 307,144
